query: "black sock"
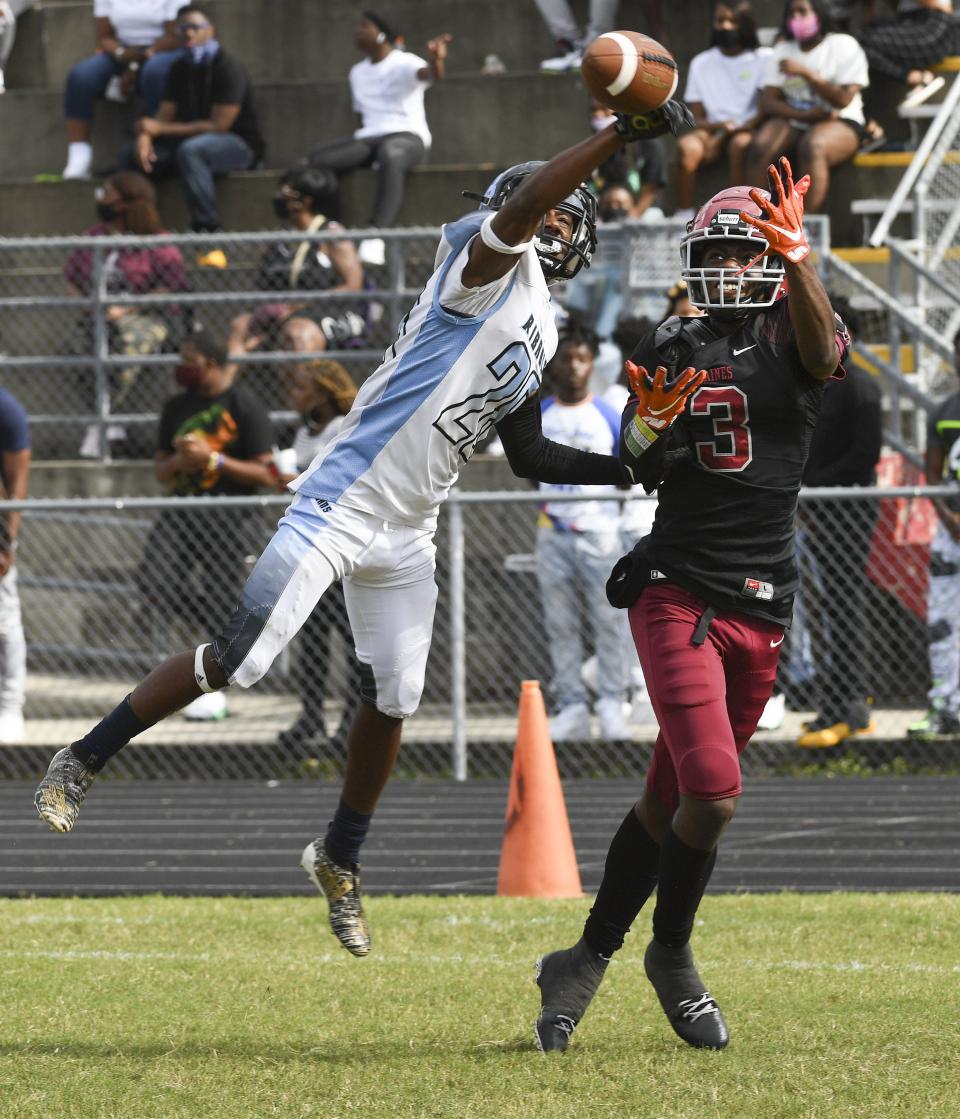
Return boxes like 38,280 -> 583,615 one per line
652,826 -> 718,950
71,695 -> 149,769
324,798 -> 372,868
583,807 -> 660,958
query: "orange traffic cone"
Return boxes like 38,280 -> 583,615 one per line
496,680 -> 583,898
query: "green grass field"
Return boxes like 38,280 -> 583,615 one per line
2,893 -> 958,1119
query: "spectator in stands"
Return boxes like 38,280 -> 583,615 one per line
121,3 -> 264,238
745,0 -> 869,213
859,1 -> 956,110
536,1 -> 627,71
795,295 -> 883,747
0,387 -> 29,744
306,11 -> 451,259
63,170 -> 190,458
0,0 -> 34,94
674,2 -> 771,223
274,360 -> 362,750
536,320 -> 631,742
62,0 -> 183,180
908,326 -> 960,740
590,99 -> 668,219
227,168 -> 368,366
136,320 -> 275,720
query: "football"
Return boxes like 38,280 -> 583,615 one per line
580,31 -> 678,114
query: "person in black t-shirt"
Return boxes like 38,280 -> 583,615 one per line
795,294 -> 883,747
535,158 -> 848,1056
119,3 -> 264,234
908,326 -> 960,739
135,321 -> 274,717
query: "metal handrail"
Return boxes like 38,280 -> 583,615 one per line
868,70 -> 960,247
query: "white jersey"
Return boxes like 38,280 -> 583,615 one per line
291,210 -> 558,530
538,395 -> 621,533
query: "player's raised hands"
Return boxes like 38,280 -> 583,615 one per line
426,33 -> 453,61
613,99 -> 694,141
741,156 -> 811,264
626,362 -> 706,430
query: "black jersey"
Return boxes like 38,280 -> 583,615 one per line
620,300 -> 848,625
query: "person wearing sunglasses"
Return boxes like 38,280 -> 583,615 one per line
62,0 -> 184,180
118,3 -> 264,241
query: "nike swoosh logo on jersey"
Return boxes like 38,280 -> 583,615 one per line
770,635 -> 785,648
732,344 -> 757,356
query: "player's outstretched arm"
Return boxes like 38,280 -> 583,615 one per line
619,363 -> 705,491
461,101 -> 693,289
495,396 -> 629,485
741,157 -> 839,381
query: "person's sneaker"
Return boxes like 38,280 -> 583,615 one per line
540,45 -> 583,73
797,712 -> 875,749
596,696 -> 631,740
0,709 -> 25,744
278,709 -> 327,747
900,74 -> 945,110
756,691 -> 785,731
182,691 -> 228,721
549,702 -> 592,742
534,939 -> 609,1053
300,839 -> 371,957
907,708 -> 960,740
644,939 -> 729,1049
34,745 -> 101,833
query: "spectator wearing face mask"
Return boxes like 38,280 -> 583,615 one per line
745,0 -> 869,213
135,321 -> 275,720
674,1 -> 772,223
590,99 -> 667,220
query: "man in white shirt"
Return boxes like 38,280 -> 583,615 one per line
674,2 -> 771,221
537,321 -> 631,742
306,11 -> 452,231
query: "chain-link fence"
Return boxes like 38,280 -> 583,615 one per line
2,484 -> 958,782
0,219 -> 831,462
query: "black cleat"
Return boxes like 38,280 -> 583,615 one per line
644,939 -> 729,1049
300,839 -> 371,956
534,939 -> 608,1053
34,745 -> 100,833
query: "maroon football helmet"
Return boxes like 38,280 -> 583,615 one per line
680,186 -> 785,313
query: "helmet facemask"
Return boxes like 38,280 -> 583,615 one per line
472,162 -> 598,284
680,191 -> 785,315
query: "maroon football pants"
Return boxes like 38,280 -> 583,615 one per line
629,583 -> 784,810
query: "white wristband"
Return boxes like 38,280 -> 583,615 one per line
479,214 -> 532,255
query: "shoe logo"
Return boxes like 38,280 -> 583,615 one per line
770,635 -> 784,648
732,344 -> 757,356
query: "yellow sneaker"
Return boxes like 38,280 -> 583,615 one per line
797,716 -> 876,749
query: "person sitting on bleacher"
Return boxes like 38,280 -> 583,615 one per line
858,0 -> 956,111
62,0 -> 184,180
673,1 -> 771,224
120,3 -> 264,241
745,0 -> 869,213
227,168 -> 369,365
63,170 -> 190,458
305,10 -> 452,264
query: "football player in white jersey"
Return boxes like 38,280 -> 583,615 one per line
35,100 -> 693,957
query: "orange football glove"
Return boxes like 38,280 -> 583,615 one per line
623,362 -> 706,455
741,156 -> 811,264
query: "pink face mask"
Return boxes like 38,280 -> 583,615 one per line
788,12 -> 820,41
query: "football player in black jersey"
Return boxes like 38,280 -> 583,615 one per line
535,158 -> 849,1054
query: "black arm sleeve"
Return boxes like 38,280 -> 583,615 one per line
494,396 -> 629,485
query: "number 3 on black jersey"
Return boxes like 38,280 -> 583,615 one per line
690,385 -> 753,472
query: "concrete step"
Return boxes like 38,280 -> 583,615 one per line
3,0 -> 779,90
0,72 -> 592,180
0,164 -> 498,235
